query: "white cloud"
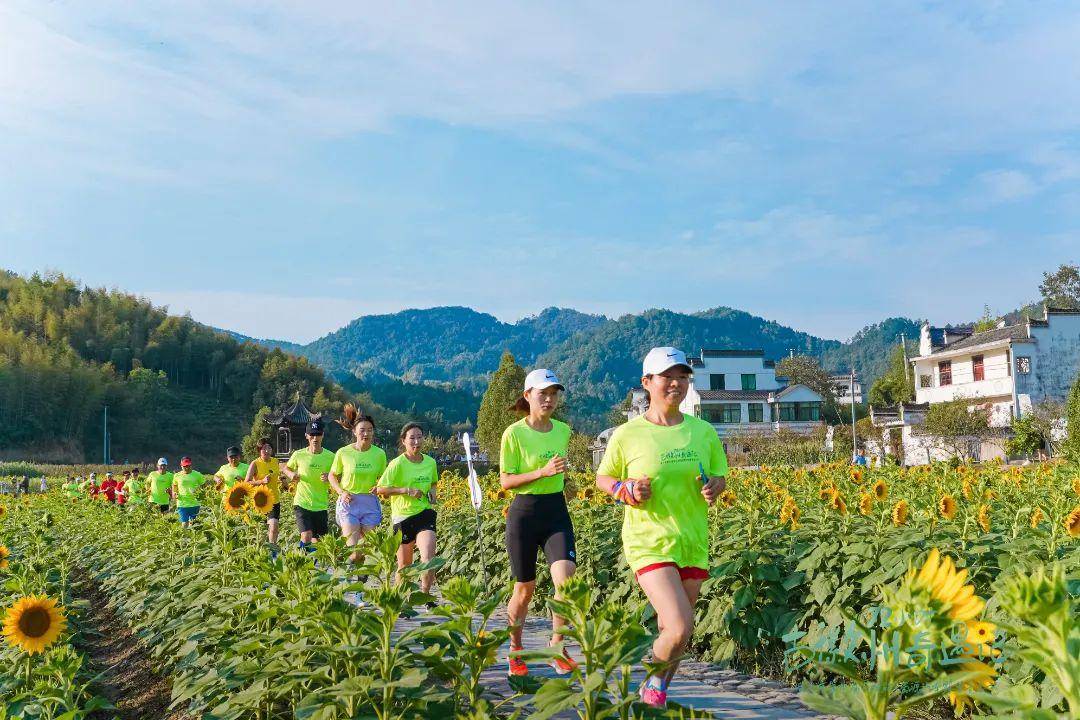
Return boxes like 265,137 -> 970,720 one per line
974,169 -> 1039,202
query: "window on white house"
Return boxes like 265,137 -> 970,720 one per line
748,403 -> 764,422
1016,356 -> 1031,374
741,374 -> 757,391
939,360 -> 952,386
972,355 -> 984,382
710,374 -> 725,390
919,374 -> 933,388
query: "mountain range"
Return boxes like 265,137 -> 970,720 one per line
231,306 -> 923,432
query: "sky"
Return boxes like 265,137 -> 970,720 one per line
2,1 -> 1080,344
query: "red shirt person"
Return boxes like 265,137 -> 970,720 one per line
99,473 -> 118,503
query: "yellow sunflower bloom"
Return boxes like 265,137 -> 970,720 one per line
892,500 -> 908,526
948,660 -> 997,715
873,480 -> 888,501
1065,506 -> 1080,538
858,493 -> 873,516
977,504 -> 991,533
0,545 -> 9,571
251,486 -> 274,515
964,620 -> 999,657
913,549 -> 986,621
938,494 -> 957,520
779,497 -> 800,529
223,481 -> 254,514
1030,507 -> 1044,529
1072,476 -> 1080,496
720,490 -> 737,508
0,505 -> 6,519
2,595 -> 67,655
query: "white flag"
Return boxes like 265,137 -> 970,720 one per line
462,432 -> 483,510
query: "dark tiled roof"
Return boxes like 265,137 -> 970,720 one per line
699,390 -> 772,401
700,349 -> 765,357
266,395 -> 321,425
940,324 -> 1029,352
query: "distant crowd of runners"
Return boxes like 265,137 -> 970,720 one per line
54,345 -> 727,708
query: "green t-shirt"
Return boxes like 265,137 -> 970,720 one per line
287,447 -> 336,511
123,476 -> 145,505
331,444 -> 388,495
499,417 -> 572,495
596,414 -> 728,573
215,462 -> 250,490
147,470 -> 174,505
172,470 -> 208,508
378,454 -> 438,522
65,481 -> 82,498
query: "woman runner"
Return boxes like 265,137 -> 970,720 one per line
214,446 -> 250,491
376,423 -> 438,596
146,458 -> 173,512
329,404 -> 387,564
500,369 -> 579,677
172,456 -> 208,527
123,469 -> 144,508
282,419 -> 335,551
245,438 -> 286,545
595,346 -> 727,709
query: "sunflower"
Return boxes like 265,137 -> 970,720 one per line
2,595 -> 67,655
1030,507 -> 1044,529
891,500 -> 908,526
961,480 -> 973,500
0,545 -> 9,571
938,494 -> 957,521
948,660 -> 998,715
0,504 -> 6,519
719,490 -> 737,508
1073,477 -> 1080,497
1065,506 -> 1080,538
850,468 -> 863,483
858,493 -> 874,516
872,480 -> 888,501
976,504 -> 991,533
223,481 -> 254,514
818,485 -> 835,501
830,492 -> 847,515
911,549 -> 987,622
779,497 -> 800,529
251,486 -> 274,515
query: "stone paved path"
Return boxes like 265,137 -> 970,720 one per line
378,599 -> 832,720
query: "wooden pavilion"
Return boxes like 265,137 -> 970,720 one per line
266,393 -> 322,460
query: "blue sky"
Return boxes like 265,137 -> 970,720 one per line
2,1 -> 1079,343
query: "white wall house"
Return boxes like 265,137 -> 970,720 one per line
830,373 -> 863,405
912,306 -> 1080,426
682,349 -> 826,437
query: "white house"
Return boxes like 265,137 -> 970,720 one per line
912,306 -> 1080,426
830,373 -> 864,405
681,349 -> 825,437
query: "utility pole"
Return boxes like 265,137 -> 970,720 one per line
900,333 -> 911,384
103,405 -> 108,464
850,367 -> 857,462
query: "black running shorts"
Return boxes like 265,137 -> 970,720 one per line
505,492 -> 576,583
294,506 -> 328,538
393,508 -> 437,545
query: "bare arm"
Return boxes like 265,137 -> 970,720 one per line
500,455 -> 567,490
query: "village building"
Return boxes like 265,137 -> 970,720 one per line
265,393 -> 322,460
870,305 -> 1080,464
829,372 -> 863,405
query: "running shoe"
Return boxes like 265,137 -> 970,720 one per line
507,650 -> 528,677
550,650 -> 578,675
638,682 -> 667,708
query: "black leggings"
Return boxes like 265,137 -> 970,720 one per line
505,492 -> 576,583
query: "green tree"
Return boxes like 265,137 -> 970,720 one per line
475,351 -> 525,464
775,355 -> 837,404
919,399 -> 994,461
972,305 -> 999,332
1039,263 -> 1080,309
241,406 -> 273,460
1063,373 -> 1080,462
868,345 -> 915,406
566,431 -> 593,472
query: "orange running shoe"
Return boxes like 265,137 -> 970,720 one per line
507,650 -> 528,677
551,651 -> 579,675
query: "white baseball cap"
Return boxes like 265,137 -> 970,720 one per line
642,346 -> 692,376
524,368 -> 564,392
157,457 -> 168,466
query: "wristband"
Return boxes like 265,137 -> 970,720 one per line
612,480 -> 637,505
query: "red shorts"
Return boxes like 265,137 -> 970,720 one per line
635,562 -> 709,581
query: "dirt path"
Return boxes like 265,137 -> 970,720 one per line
71,569 -> 191,720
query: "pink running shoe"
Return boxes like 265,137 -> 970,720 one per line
638,682 -> 667,708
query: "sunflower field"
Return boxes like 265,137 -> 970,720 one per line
0,459 -> 1078,719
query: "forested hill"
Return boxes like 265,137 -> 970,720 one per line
0,271 -> 434,466
300,306 -> 607,392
